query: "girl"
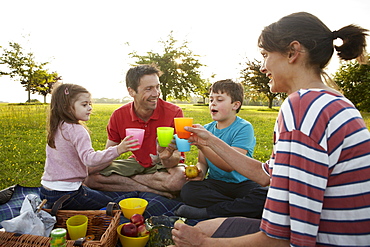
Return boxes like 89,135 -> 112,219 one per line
170,12 -> 370,247
40,83 -> 139,210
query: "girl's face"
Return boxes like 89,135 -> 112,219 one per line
73,93 -> 92,121
209,91 -> 238,123
260,49 -> 291,94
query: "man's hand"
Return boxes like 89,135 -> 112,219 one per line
153,138 -> 181,168
157,138 -> 177,160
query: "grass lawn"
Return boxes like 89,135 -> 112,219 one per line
0,103 -> 369,190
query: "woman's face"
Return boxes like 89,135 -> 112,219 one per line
260,49 -> 291,94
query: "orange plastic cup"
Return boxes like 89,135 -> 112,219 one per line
174,118 -> 193,139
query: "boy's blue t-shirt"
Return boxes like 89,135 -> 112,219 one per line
204,116 -> 256,183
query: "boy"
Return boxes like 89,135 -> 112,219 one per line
176,79 -> 268,219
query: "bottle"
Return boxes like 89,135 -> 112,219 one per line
50,228 -> 67,247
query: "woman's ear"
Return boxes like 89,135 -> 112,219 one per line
288,41 -> 303,63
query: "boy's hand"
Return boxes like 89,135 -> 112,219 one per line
184,167 -> 203,181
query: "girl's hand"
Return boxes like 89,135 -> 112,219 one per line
117,135 -> 140,154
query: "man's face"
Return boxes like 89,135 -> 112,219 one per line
129,74 -> 161,111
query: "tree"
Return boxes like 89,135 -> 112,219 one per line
193,77 -> 213,104
240,59 -> 283,108
0,42 -> 48,103
334,57 -> 370,112
31,70 -> 62,103
129,31 -> 205,101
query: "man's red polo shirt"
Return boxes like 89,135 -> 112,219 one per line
107,98 -> 184,168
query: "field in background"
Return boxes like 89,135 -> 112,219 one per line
0,103 -> 369,189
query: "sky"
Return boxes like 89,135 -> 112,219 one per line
0,0 -> 369,103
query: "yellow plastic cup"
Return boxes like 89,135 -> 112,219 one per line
174,117 -> 193,139
119,198 -> 148,219
157,127 -> 174,147
66,215 -> 88,240
117,224 -> 149,247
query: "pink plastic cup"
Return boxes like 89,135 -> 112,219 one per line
125,128 -> 145,149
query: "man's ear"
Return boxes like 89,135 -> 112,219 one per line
127,87 -> 135,97
288,41 -> 302,63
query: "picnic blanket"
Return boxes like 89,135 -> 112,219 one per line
0,185 -> 41,223
0,185 -> 200,226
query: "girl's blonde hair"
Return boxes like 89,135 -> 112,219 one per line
47,83 -> 90,148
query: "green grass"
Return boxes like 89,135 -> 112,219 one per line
0,103 -> 369,190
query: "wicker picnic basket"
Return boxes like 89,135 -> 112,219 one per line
0,195 -> 121,247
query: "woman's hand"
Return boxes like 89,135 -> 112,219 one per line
169,221 -> 208,247
186,124 -> 213,147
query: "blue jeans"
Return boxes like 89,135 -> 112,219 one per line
40,185 -> 138,210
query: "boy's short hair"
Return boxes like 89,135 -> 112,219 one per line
210,79 -> 244,113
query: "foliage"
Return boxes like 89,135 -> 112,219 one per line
193,79 -> 212,104
1,103 -> 369,189
334,58 -> 370,112
0,42 -> 59,103
32,70 -> 62,103
129,31 -> 205,101
240,59 -> 285,108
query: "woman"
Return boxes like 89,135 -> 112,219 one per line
170,12 -> 370,247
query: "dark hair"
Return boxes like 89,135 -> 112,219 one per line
258,12 -> 368,73
47,83 -> 90,148
210,79 -> 244,113
126,64 -> 162,92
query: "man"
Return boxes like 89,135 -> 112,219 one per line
84,64 -> 186,198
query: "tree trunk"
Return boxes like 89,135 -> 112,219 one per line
268,98 -> 273,109
27,88 -> 31,103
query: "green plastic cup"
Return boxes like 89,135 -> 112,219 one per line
157,127 -> 174,147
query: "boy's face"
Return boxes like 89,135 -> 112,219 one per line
209,91 -> 239,122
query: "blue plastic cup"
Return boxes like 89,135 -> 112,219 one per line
175,134 -> 191,152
